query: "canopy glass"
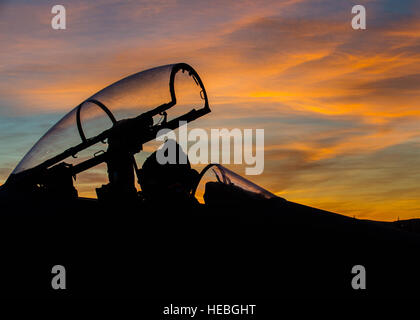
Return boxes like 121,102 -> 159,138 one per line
194,164 -> 277,204
12,63 -> 207,175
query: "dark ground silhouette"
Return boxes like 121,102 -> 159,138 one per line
1,185 -> 420,300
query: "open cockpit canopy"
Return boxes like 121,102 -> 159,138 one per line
11,63 -> 209,175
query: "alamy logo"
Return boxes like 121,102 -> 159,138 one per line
351,265 -> 366,290
51,5 -> 66,30
351,5 -> 366,30
51,265 -> 66,290
156,121 -> 265,175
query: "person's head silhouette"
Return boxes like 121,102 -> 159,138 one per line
138,140 -> 199,205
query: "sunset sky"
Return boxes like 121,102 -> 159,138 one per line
1,0 -> 420,221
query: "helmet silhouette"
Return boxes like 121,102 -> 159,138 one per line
138,140 -> 199,203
